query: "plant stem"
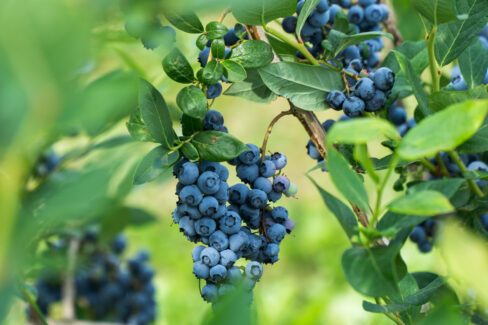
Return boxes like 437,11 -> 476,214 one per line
420,158 -> 437,174
427,25 -> 440,92
372,153 -> 399,227
375,298 -> 405,325
263,24 -> 320,66
448,151 -> 485,197
260,110 -> 293,162
22,285 -> 48,325
435,153 -> 450,177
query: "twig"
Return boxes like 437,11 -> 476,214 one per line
260,110 -> 293,162
62,239 -> 80,321
379,0 -> 403,46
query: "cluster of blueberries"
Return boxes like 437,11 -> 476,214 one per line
449,26 -> 488,91
409,219 -> 438,253
198,24 -> 249,100
172,110 -> 295,304
282,0 -> 390,69
30,231 -> 156,324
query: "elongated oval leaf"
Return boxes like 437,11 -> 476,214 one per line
327,118 -> 400,146
397,99 -> 488,160
328,149 -> 370,213
410,0 -> 456,25
222,60 -> 247,82
296,0 -> 320,39
164,11 -> 204,33
387,190 -> 454,216
192,131 -> 248,161
162,48 -> 195,84
176,86 -> 207,119
458,119 -> 488,154
180,142 -> 199,161
211,39 -> 226,59
334,32 -> 393,56
459,38 -> 488,88
134,146 -> 179,185
201,60 -> 224,85
230,40 -> 274,69
139,79 -> 177,148
231,0 -> 296,26
224,68 -> 276,103
205,21 -> 228,40
258,62 -> 344,111
181,113 -> 203,137
428,86 -> 488,112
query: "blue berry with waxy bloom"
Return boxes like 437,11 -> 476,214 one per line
201,283 -> 218,302
316,0 -> 329,12
307,140 -> 321,160
365,4 -> 383,23
200,247 -> 220,267
273,175 -> 291,193
178,162 -> 200,185
206,82 -> 223,99
373,67 -> 395,91
259,160 -> 277,178
253,177 -> 273,193
282,16 -> 298,33
220,249 -> 237,268
271,152 -> 287,169
236,164 -> 259,183
203,110 -> 224,131
179,185 -> 203,207
245,261 -> 263,280
343,96 -> 365,117
271,206 -> 288,223
199,196 -> 219,217
327,90 -> 346,111
194,217 -> 217,236
247,189 -> 268,209
229,184 -> 250,205
209,264 -> 227,282
348,6 -> 364,25
219,211 -> 241,235
198,47 -> 210,67
209,230 -> 229,251
192,245 -> 205,262
239,144 -> 261,165
365,89 -> 386,112
268,190 -> 283,202
193,261 -> 210,279
229,231 -> 250,251
354,78 -> 376,101
223,28 -> 239,46
388,106 -> 407,126
409,226 -> 426,243
197,171 -> 221,194
267,223 -> 287,243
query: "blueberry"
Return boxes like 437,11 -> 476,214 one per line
307,140 -> 321,160
200,247 -> 220,267
301,21 -> 320,38
200,160 -> 221,176
378,4 -> 389,20
354,78 -> 376,101
480,214 -> 488,231
179,185 -> 204,206
342,45 -> 361,65
343,96 -> 365,117
213,182 -> 229,205
283,218 -> 295,233
111,233 -> 127,254
418,240 -> 432,253
359,0 -> 376,6
210,264 -> 227,282
229,231 -> 250,251
229,184 -> 250,205
365,51 -> 379,68
409,226 -> 426,243
388,106 -> 407,126
348,5 -> 364,24
203,110 -> 224,131
198,47 -> 211,67
239,144 -> 261,165
209,230 -> 229,251
207,82 -> 223,99
193,261 -> 210,279
236,164 -> 259,183
202,283 -> 218,302
259,160 -> 277,178
219,211 -> 241,235
450,77 -> 468,91
450,65 -> 461,81
264,243 -> 280,257
245,261 -> 263,280
247,189 -> 268,209
364,4 -> 383,23
178,162 -> 200,185
271,152 -> 287,169
253,177 -> 273,193
373,67 -> 395,91
220,249 -> 237,268
468,161 -> 488,172
282,16 -> 298,33
308,10 -> 330,28
268,190 -> 283,202
267,223 -> 287,243
273,176 -> 290,193
348,59 -> 363,73
424,219 -> 438,236
239,204 -> 260,222
192,245 -> 206,262
326,90 -> 346,110
322,119 -> 335,132
271,206 -> 288,223
365,89 -> 386,112
340,0 -> 352,8
223,28 -> 239,46
195,217 -> 217,236
197,171 -> 221,194
316,0 -> 329,12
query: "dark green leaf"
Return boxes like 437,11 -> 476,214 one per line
412,272 -> 460,304
354,144 -> 380,184
162,48 -> 195,84
134,146 -> 179,185
328,149 -> 370,213
393,50 -> 431,116
222,60 -> 247,82
211,38 -> 226,59
458,119 -> 488,153
410,0 -> 456,25
258,62 -> 344,111
139,79 -> 177,148
296,0 -> 320,39
176,86 -> 207,119
459,38 -> 488,88
387,190 -> 454,216
224,68 -> 277,103
181,114 -> 203,137
126,108 -> 156,142
231,0 -> 296,26
196,34 -> 209,50
377,212 -> 429,234
164,11 -> 204,33
180,142 -> 199,161
205,21 -> 229,40
435,0 -> 488,66
202,60 -> 224,85
331,31 -> 393,57
407,178 -> 465,199
266,33 -> 298,59
308,176 -> 359,239
230,40 -> 274,68
362,301 -> 411,314
382,41 -> 429,75
428,86 -> 488,112
192,131 -> 248,162
101,206 -> 158,240
404,277 -> 446,305
397,99 -> 488,160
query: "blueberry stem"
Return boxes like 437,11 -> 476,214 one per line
448,151 -> 485,197
21,284 -> 49,325
372,153 -> 399,227
435,153 -> 450,177
260,110 -> 293,162
420,158 -> 438,174
426,25 -> 440,92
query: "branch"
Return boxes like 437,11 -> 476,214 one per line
62,239 -> 80,321
380,0 -> 403,46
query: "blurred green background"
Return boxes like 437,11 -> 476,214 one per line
1,0 -> 454,324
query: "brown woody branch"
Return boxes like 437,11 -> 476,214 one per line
380,0 -> 403,46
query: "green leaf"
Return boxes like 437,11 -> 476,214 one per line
134,146 -> 179,185
407,178 -> 465,199
428,86 -> 488,112
458,118 -> 488,153
201,60 -> 224,85
410,0 -> 456,25
231,0 -> 296,26
205,21 -> 229,40
328,149 -> 370,213
230,40 -> 274,68
258,62 -> 344,111
180,142 -> 199,161
139,79 -> 177,148
354,144 -> 380,184
126,108 -> 156,143
222,60 -> 247,82
296,0 -> 320,39
224,68 -> 277,103
393,50 -> 431,116
308,176 -> 359,240
397,99 -> 488,160
387,190 -> 454,216
435,0 -> 488,67
331,31 -> 393,57
266,33 -> 297,59
101,206 -> 158,239
404,277 -> 446,305
382,41 -> 429,75
211,38 -> 226,59
181,114 -> 203,137
192,131 -> 248,162
164,11 -> 204,33
362,301 -> 411,314
327,118 -> 400,146
196,34 -> 209,50
176,86 -> 207,119
376,211 -> 429,233
459,38 -> 488,88
162,48 -> 195,84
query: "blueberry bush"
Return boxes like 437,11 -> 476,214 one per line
2,0 -> 488,324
